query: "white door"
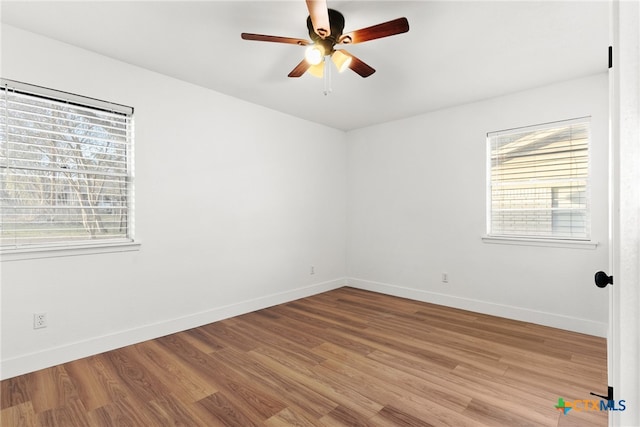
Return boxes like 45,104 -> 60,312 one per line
607,1 -> 639,426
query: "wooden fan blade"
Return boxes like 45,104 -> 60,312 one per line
306,0 -> 331,38
288,59 -> 311,78
338,17 -> 409,44
340,50 -> 375,78
241,33 -> 310,46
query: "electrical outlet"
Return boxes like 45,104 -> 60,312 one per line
34,313 -> 47,329
442,273 -> 449,283
310,266 -> 315,275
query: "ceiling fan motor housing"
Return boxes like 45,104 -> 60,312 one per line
307,9 -> 345,54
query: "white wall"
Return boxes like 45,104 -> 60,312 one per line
0,25 -> 348,379
346,74 -> 610,336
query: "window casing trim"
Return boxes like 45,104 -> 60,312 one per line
0,240 -> 141,261
481,235 -> 598,249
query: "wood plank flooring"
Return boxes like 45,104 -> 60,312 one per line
1,287 -> 608,426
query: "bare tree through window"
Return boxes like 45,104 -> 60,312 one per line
1,82 -> 133,247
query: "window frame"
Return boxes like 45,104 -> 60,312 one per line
484,117 -> 597,249
0,79 -> 140,260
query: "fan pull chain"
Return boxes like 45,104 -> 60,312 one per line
323,57 -> 332,96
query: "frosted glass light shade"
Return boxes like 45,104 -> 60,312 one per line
307,62 -> 324,78
305,45 -> 324,65
331,50 -> 352,73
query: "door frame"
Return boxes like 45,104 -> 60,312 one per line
609,1 -> 639,426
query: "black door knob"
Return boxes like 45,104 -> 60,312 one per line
595,271 -> 613,288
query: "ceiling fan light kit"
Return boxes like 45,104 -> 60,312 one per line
240,0 -> 409,85
331,50 -> 352,73
307,62 -> 325,78
305,45 -> 325,65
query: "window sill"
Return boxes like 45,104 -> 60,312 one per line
0,240 -> 141,261
481,235 -> 598,249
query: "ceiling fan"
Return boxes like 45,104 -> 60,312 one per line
241,0 -> 409,78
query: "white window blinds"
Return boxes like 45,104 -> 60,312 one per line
487,118 -> 590,240
1,79 -> 134,249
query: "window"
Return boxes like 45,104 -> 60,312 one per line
1,79 -> 134,251
487,117 -> 590,241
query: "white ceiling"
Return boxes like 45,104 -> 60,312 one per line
1,0 -> 609,131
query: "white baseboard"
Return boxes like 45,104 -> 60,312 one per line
1,278 -> 346,380
347,277 -> 607,337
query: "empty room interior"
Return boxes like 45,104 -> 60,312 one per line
1,1 -> 639,426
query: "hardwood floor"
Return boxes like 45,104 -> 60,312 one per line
1,287 -> 607,426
